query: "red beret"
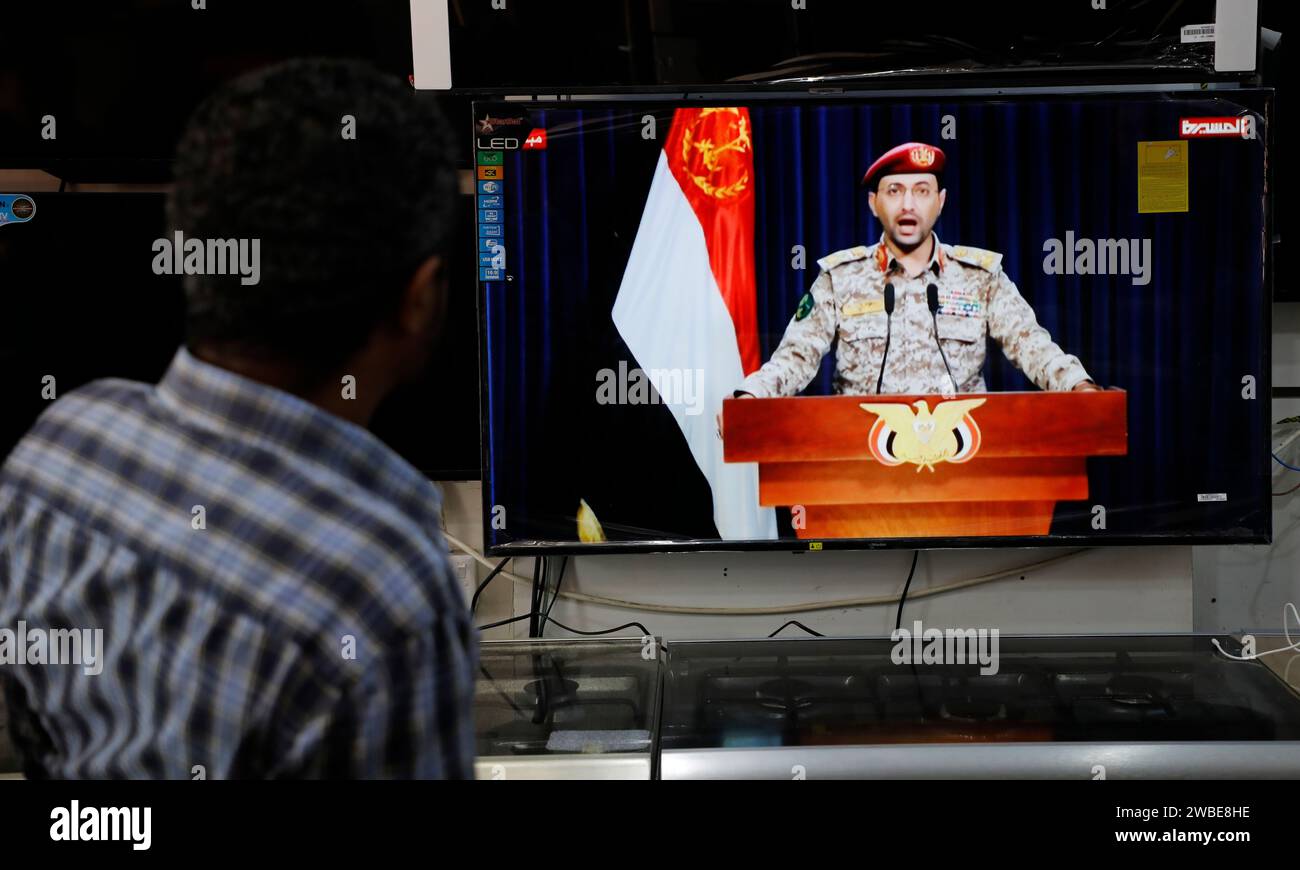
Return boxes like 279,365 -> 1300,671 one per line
862,142 -> 946,189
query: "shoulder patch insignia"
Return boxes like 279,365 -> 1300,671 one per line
816,245 -> 871,272
947,244 -> 1003,273
794,290 -> 815,321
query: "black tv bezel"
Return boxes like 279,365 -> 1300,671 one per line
474,85 -> 1275,557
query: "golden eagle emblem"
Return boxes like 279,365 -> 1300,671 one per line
909,146 -> 937,167
859,398 -> 986,472
680,108 -> 751,200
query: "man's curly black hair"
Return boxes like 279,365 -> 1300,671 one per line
167,58 -> 458,371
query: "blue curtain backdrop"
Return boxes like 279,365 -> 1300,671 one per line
482,94 -> 1269,546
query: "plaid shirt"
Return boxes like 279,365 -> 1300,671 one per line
0,348 -> 476,778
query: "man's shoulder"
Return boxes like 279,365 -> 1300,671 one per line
944,243 -> 1004,274
3,378 -> 153,475
816,244 -> 874,272
3,376 -> 454,636
36,377 -> 153,425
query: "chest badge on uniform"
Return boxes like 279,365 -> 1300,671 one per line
858,398 -> 986,472
841,298 -> 885,317
794,291 -> 815,321
939,284 -> 983,318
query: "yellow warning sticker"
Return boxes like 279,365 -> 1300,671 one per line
1137,140 -> 1189,214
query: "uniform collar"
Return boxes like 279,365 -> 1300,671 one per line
875,232 -> 946,277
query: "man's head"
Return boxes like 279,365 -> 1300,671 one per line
863,143 -> 947,253
168,58 -> 458,398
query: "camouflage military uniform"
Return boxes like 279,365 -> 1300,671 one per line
738,234 -> 1092,397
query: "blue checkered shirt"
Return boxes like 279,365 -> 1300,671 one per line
0,348 -> 476,778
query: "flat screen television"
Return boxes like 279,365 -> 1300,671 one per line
0,192 -> 481,480
475,88 -> 1272,554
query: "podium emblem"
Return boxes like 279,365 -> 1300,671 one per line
859,398 -> 986,472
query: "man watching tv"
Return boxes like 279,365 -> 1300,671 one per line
0,59 -> 475,778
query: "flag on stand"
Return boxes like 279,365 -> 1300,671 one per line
612,107 -> 776,540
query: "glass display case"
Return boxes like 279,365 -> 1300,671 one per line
659,635 -> 1300,779
472,637 -> 661,780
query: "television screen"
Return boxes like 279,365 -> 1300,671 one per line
475,90 -> 1272,554
0,192 -> 481,480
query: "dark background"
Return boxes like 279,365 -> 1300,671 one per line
481,93 -> 1271,549
0,193 -> 482,479
0,0 -> 1280,173
0,0 -> 1284,490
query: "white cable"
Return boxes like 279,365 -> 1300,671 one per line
1211,602 -> 1300,661
441,530 -> 1088,616
441,531 -> 535,584
552,548 -> 1086,615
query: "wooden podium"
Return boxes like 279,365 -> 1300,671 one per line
722,391 -> 1127,539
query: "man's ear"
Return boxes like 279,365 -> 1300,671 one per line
398,254 -> 446,338
937,189 -> 947,211
867,191 -> 878,218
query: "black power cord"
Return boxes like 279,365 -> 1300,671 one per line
770,553 -> 920,638
894,551 -> 921,632
539,556 -> 568,637
527,558 -> 544,637
477,612 -> 650,638
768,620 -> 824,638
469,557 -> 511,616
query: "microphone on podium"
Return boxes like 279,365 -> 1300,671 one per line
927,284 -> 960,395
874,283 -> 896,394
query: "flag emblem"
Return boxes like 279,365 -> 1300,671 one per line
679,108 -> 752,201
611,107 -> 775,540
